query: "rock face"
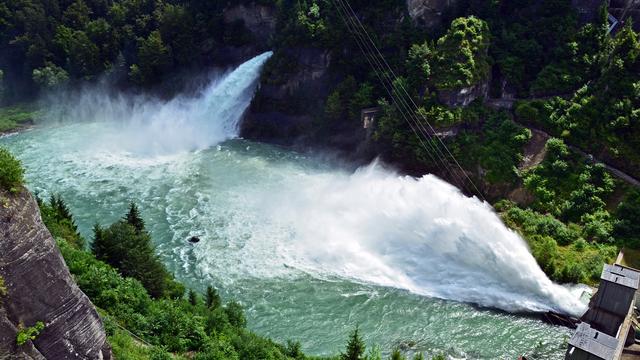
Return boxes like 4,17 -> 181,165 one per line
223,2 -> 277,43
571,0 -> 604,24
0,189 -> 111,359
242,47 -> 333,144
437,77 -> 490,107
407,0 -> 459,30
0,308 -> 45,359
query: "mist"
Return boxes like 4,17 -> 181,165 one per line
35,52 -> 273,156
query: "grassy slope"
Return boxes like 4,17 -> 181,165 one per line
0,104 -> 40,133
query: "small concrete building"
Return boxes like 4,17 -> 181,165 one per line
361,107 -> 380,130
566,322 -> 618,360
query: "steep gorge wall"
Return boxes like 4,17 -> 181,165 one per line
0,189 -> 111,359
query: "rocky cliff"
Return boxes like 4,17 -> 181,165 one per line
437,77 -> 490,107
406,0 -> 459,30
212,2 -> 278,65
242,47 -> 334,145
0,189 -> 111,359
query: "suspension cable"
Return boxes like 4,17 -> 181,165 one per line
329,0 -> 487,200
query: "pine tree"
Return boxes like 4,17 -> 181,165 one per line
188,289 -> 198,306
390,349 -> 405,360
91,207 -> 170,298
341,327 -> 366,360
91,223 -> 104,258
125,202 -> 145,233
205,285 -> 221,309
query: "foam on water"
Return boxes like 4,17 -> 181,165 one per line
0,51 -> 584,357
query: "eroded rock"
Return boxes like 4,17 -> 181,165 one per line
0,189 -> 111,359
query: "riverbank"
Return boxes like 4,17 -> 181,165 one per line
0,104 -> 39,135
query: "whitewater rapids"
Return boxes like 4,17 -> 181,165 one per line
1,52 -> 584,356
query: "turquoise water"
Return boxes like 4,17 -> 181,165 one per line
0,52 -> 578,359
1,123 -> 572,359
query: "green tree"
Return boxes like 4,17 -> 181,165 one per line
205,285 -> 221,309
341,327 -> 366,360
432,16 -> 491,90
92,216 -> 170,298
54,25 -> 101,78
32,63 -> 69,89
390,349 -> 406,360
407,42 -> 433,93
131,30 -> 172,85
615,189 -> 640,247
63,0 -> 91,29
224,301 -> 246,328
125,202 -> 145,233
189,289 -> 199,306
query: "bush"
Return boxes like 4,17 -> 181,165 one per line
0,148 -> 24,192
16,321 -> 45,346
615,189 -> 640,248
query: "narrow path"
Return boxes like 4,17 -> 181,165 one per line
522,123 -> 640,188
485,96 -> 640,188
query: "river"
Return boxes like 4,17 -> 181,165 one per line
0,53 -> 580,359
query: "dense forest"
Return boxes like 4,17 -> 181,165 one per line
1,0 -> 640,355
3,0 -> 638,284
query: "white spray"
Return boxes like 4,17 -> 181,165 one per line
16,51 -> 586,317
252,162 -> 587,316
41,52 -> 273,156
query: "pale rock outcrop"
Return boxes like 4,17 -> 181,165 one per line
406,0 -> 459,30
0,189 -> 111,359
437,77 -> 490,107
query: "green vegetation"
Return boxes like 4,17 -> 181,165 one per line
92,202 -> 183,298
0,0 -> 280,98
40,193 -> 447,359
498,201 -> 617,284
16,321 -> 45,346
0,275 -> 7,299
38,194 -> 85,249
430,16 -> 491,90
0,104 -> 39,133
0,147 -> 24,193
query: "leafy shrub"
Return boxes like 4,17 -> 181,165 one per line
615,189 -> 640,248
0,148 -> 24,193
16,321 -> 45,346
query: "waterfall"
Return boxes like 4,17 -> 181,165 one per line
41,52 -> 272,156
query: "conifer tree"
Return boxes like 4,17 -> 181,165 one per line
188,289 -> 198,306
341,327 -> 366,360
125,202 -> 145,233
390,349 -> 406,360
91,205 -> 171,298
91,223 -> 104,257
205,285 -> 221,309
